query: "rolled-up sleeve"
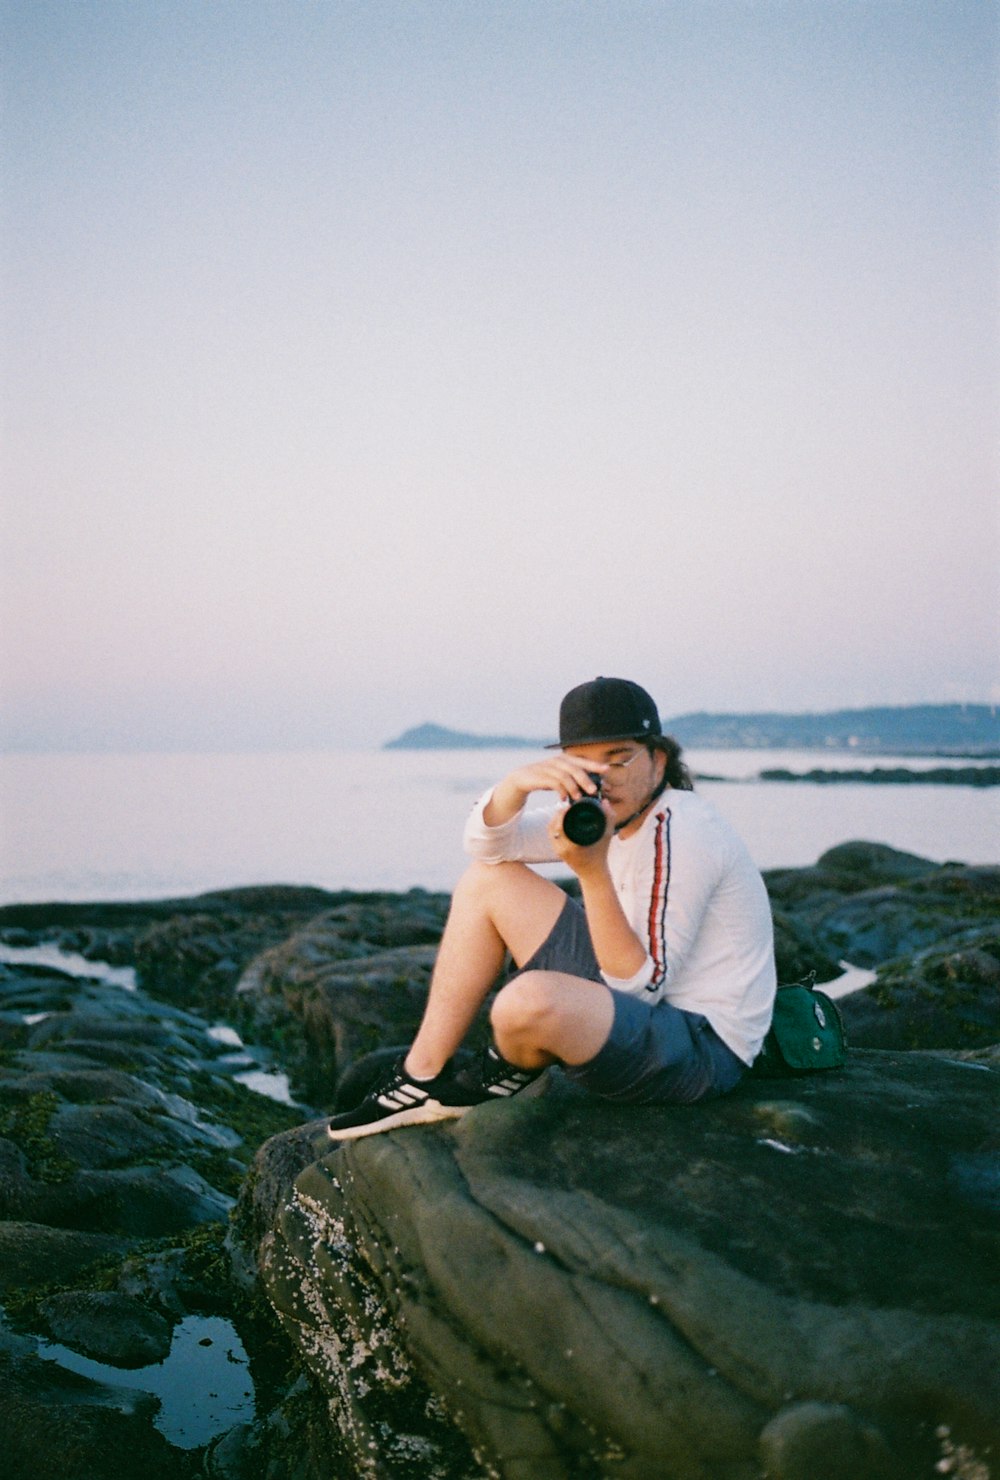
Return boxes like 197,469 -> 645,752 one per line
600,954 -> 656,995
463,788 -> 560,864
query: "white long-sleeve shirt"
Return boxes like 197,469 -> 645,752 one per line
464,786 -> 776,1065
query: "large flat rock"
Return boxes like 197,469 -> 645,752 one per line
253,1049 -> 999,1479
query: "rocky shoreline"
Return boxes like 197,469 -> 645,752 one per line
757,765 -> 1000,787
0,843 -> 997,1479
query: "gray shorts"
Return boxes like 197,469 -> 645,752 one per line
509,896 -> 746,1106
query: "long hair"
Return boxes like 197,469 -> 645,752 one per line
646,734 -> 694,791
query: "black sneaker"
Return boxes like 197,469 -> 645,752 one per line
326,1056 -> 480,1141
472,1044 -> 548,1099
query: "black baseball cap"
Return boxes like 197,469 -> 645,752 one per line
548,677 -> 662,748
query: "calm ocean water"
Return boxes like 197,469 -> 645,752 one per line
0,748 -> 996,904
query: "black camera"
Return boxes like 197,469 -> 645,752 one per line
562,774 -> 607,846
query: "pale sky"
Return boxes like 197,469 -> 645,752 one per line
2,0 -> 997,751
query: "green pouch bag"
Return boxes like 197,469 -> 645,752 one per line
752,972 -> 847,1077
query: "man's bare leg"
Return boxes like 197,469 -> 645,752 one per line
490,970 -> 615,1069
404,861 -> 566,1080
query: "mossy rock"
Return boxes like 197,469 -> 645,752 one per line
840,932 -> 1000,1050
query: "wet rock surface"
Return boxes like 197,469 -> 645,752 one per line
0,847 -> 997,1478
840,935 -> 1000,1051
764,843 -> 1000,1051
0,884 -> 346,1017
248,1049 -> 999,1480
233,892 -> 453,1103
0,1350 -> 195,1480
38,1289 -> 173,1367
764,841 -> 998,969
0,893 -> 311,1480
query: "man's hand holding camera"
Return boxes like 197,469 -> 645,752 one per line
548,797 -> 615,875
483,755 -> 608,829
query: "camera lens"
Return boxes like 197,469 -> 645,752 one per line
562,796 -> 606,846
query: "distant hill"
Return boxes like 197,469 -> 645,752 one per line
384,723 -> 547,751
384,705 -> 999,754
665,705 -> 999,755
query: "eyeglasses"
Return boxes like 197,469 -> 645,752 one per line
605,749 -> 646,773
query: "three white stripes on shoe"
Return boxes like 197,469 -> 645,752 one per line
377,1083 -> 429,1109
378,1068 -> 531,1107
487,1074 -> 534,1096
326,1047 -> 545,1141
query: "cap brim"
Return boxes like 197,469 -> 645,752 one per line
545,731 -> 659,749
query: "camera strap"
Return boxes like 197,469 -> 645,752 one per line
613,774 -> 670,834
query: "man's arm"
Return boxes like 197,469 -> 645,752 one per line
465,755 -> 610,863
552,810 -> 651,984
483,755 -> 607,827
576,861 -> 650,983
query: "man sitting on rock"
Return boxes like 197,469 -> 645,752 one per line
327,677 -> 777,1139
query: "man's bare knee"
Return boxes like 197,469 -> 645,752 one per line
493,971 -> 615,1068
491,971 -> 558,1038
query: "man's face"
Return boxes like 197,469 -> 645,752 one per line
564,740 -> 664,827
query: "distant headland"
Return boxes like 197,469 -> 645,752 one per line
384,705 -> 1000,756
384,722 -> 546,750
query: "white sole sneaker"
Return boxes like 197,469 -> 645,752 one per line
326,1096 -> 474,1142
